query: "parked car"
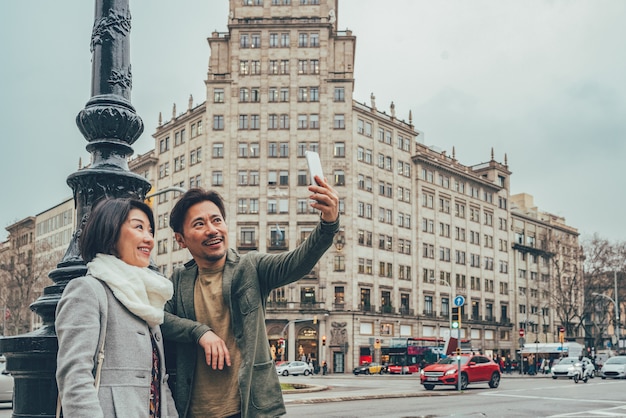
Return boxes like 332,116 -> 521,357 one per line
275,361 -> 313,376
600,355 -> 626,379
551,357 -> 595,379
353,362 -> 386,375
387,364 -> 419,374
420,354 -> 501,390
0,356 -> 14,403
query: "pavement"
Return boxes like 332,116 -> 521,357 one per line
281,372 -> 556,404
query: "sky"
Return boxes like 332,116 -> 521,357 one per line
1,0 -> 625,243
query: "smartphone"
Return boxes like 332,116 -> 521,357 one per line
305,151 -> 324,185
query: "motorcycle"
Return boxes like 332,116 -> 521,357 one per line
572,361 -> 594,383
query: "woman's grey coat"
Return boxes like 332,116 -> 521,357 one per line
56,276 -> 178,417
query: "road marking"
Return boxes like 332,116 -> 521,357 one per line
548,405 -> 626,417
481,392 -> 626,406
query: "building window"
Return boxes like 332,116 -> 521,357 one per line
212,143 -> 224,158
334,142 -> 345,157
214,88 -> 224,103
334,87 -> 345,102
211,171 -> 223,186
213,115 -> 224,130
333,114 -> 345,129
309,114 -> 319,129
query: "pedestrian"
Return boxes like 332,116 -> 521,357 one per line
56,198 -> 178,417
505,354 -> 512,374
162,183 -> 339,418
322,361 -> 328,375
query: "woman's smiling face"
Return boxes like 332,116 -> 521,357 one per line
115,208 -> 154,268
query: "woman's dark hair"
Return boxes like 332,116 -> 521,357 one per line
80,198 -> 155,262
169,188 -> 226,234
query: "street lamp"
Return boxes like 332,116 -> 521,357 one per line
0,2 -> 148,415
593,281 -> 621,354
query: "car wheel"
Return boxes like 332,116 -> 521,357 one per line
304,370 -> 310,376
460,373 -> 469,390
488,372 -> 500,388
423,384 -> 435,391
282,370 -> 289,376
552,376 -> 557,379
601,376 -> 606,380
379,369 -> 384,375
365,369 -> 370,375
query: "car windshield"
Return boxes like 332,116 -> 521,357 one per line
558,358 -> 577,365
438,356 -> 469,365
606,357 -> 626,365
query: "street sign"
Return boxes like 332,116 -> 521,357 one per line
519,329 -> 525,337
454,295 -> 465,307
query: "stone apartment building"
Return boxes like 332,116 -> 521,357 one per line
4,0 -> 582,372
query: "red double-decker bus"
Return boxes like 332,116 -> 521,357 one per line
387,337 -> 472,374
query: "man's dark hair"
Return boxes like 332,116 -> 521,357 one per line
169,188 -> 226,234
80,197 -> 155,262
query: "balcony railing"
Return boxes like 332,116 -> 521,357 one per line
422,310 -> 435,317
399,307 -> 414,316
380,305 -> 394,314
268,239 -> 288,250
333,303 -> 345,311
237,240 -> 258,251
360,304 -> 374,313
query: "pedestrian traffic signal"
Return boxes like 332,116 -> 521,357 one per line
451,306 -> 461,329
322,335 -> 326,346
559,327 -> 565,343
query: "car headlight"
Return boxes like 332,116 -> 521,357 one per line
445,369 -> 456,376
420,369 -> 424,376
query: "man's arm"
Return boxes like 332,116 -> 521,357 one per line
254,177 -> 340,291
162,311 -> 232,370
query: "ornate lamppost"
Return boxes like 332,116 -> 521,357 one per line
0,1 -> 149,416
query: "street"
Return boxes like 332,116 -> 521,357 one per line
0,374 -> 624,417
282,374 -> 626,417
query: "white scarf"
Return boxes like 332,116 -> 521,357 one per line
87,254 -> 173,327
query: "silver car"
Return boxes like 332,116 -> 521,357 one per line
600,355 -> 626,379
551,357 -> 595,379
0,356 -> 14,403
275,361 -> 313,376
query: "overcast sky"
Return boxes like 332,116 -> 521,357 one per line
1,0 -> 625,243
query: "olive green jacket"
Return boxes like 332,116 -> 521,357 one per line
161,218 -> 339,417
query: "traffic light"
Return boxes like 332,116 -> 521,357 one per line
322,335 -> 326,346
451,306 -> 461,329
455,347 -> 461,357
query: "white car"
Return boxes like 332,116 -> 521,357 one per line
275,361 -> 313,376
600,356 -> 626,379
551,357 -> 595,379
0,356 -> 14,403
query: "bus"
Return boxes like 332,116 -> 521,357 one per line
387,337 -> 443,374
387,337 -> 472,374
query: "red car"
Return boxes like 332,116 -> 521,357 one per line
420,354 -> 501,390
387,364 -> 419,374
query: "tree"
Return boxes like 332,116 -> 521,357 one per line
0,226 -> 58,336
581,234 -> 626,351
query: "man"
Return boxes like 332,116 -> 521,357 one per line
161,178 -> 339,418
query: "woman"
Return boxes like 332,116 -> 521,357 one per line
56,198 -> 178,417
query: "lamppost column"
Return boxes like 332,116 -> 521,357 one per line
0,2 -> 148,416
615,271 -> 621,352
